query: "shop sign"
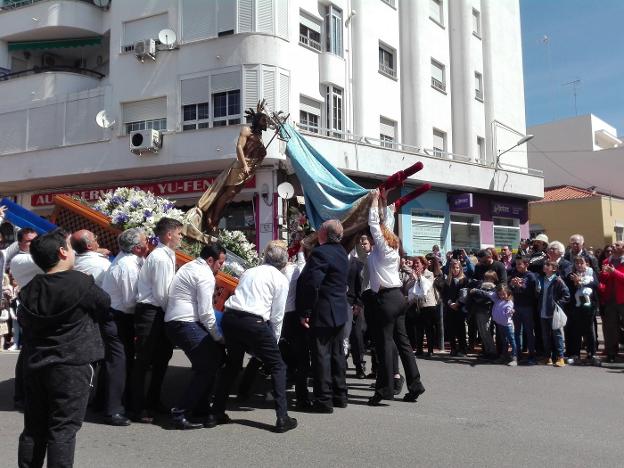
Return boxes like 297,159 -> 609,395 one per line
31,176 -> 256,207
449,193 -> 473,210
491,201 -> 525,217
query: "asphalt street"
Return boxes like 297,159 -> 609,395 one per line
0,350 -> 623,468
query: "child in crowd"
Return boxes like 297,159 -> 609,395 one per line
572,257 -> 594,307
467,270 -> 499,358
490,285 -> 517,366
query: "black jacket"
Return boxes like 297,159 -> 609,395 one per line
347,257 -> 363,307
296,242 -> 349,328
18,269 -> 109,373
474,260 -> 508,284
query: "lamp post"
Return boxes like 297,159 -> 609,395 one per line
495,134 -> 534,167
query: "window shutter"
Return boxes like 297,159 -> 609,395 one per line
216,0 -> 236,34
278,73 -> 289,113
181,0 -> 216,42
123,13 -> 168,46
299,96 -> 321,115
123,97 -> 167,123
262,68 -> 275,110
257,0 -> 274,34
211,71 -> 241,93
411,212 -> 445,256
244,67 -> 259,110
238,0 -> 254,33
380,117 -> 396,139
181,77 -> 210,105
276,0 -> 288,38
300,14 -> 321,34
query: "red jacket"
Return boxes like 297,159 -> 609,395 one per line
598,257 -> 624,305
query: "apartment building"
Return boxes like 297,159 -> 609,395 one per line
0,0 -> 542,253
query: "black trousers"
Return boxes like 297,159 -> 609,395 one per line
373,288 -> 424,400
100,310 -> 130,416
281,312 -> 311,403
15,349 -> 24,403
18,363 -> 93,468
165,320 -> 224,415
444,307 -> 467,354
310,325 -> 347,408
113,312 -> 135,410
363,290 -> 399,375
213,309 -> 288,419
349,310 -> 366,372
567,306 -> 597,357
407,305 -> 437,354
131,304 -> 173,414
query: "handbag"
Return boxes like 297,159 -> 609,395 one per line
0,308 -> 9,322
552,303 -> 567,330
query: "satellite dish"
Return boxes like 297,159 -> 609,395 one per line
95,110 -> 116,129
158,29 -> 177,47
277,182 -> 295,200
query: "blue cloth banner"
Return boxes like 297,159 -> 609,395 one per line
279,124 -> 369,229
0,198 -> 57,234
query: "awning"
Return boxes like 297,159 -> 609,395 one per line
8,36 -> 102,51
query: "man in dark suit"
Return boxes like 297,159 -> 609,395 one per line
297,219 -> 349,413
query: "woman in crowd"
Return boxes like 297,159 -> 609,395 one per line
367,189 -> 425,406
407,256 -> 438,357
442,259 -> 469,356
538,260 -> 570,367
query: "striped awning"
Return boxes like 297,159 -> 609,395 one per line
8,36 -> 102,51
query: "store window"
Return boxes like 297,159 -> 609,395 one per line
493,216 -> 520,248
218,200 -> 257,245
412,209 -> 446,255
615,225 -> 623,242
450,214 -> 480,253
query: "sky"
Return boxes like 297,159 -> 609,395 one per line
520,0 -> 624,134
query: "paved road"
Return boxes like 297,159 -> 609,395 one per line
0,350 -> 623,468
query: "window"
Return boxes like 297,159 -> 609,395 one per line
182,103 -> 210,131
122,97 -> 167,134
379,43 -> 396,78
433,129 -> 446,157
451,214 -> 481,252
325,5 -> 343,57
212,90 -> 241,126
615,225 -> 623,242
122,13 -> 168,52
300,96 -> 321,133
477,136 -> 485,162
325,85 -> 343,138
475,72 -> 483,100
472,8 -> 481,37
430,0 -> 443,26
412,210 -> 446,255
493,217 -> 520,248
380,117 -> 396,148
431,59 -> 446,92
299,14 -> 322,51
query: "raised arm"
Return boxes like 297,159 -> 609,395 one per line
236,126 -> 252,175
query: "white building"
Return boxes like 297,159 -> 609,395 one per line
528,114 -> 623,198
0,0 -> 542,254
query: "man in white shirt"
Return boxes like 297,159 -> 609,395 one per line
213,242 -> 297,434
164,243 -> 226,430
99,228 -> 148,426
71,230 -> 111,287
131,217 -> 182,423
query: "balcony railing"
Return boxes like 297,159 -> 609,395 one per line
299,33 -> 321,51
379,63 -> 396,78
0,0 -> 100,11
0,65 -> 105,81
431,77 -> 446,92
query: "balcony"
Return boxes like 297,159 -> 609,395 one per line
0,0 -> 105,41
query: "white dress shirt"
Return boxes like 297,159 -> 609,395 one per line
10,252 -> 44,288
224,264 -> 289,342
165,257 -> 222,341
1,241 -> 19,276
283,252 -> 306,313
137,242 -> 176,310
367,206 -> 402,293
101,251 -> 143,314
74,251 -> 111,287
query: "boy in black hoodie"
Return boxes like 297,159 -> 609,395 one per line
17,228 -> 109,468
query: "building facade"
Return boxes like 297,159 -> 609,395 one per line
0,0 -> 542,253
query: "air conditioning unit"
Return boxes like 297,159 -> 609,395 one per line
130,129 -> 162,155
134,39 -> 156,62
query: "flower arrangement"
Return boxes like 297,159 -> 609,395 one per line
217,230 -> 259,267
92,187 -> 185,240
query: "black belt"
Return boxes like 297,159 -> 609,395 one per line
377,286 -> 401,294
224,308 -> 265,321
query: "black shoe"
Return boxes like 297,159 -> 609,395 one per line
104,413 -> 131,427
311,402 -> 333,413
295,399 -> 314,411
393,375 -> 405,396
414,349 -> 424,356
332,399 -> 348,408
403,386 -> 426,403
129,410 -> 154,424
274,415 -> 298,433
366,372 -> 377,379
214,413 -> 232,425
169,416 -> 203,430
202,414 -> 217,428
355,369 -> 367,379
367,394 -> 385,407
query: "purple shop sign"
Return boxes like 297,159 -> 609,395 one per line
491,201 -> 525,217
449,193 -> 473,210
